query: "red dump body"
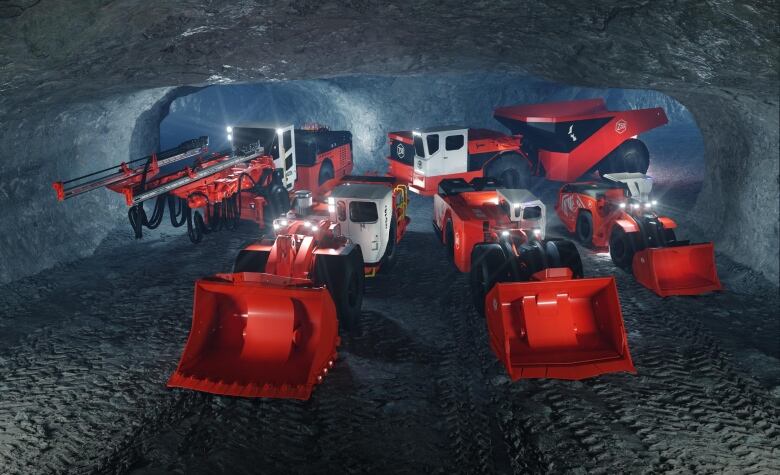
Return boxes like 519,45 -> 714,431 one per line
494,99 -> 668,182
485,268 -> 635,380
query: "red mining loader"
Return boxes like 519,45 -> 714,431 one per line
323,176 -> 410,276
275,176 -> 410,277
168,177 -> 411,399
434,177 -> 635,380
168,217 -> 365,400
387,99 -> 668,194
555,173 -> 722,297
53,124 -> 354,242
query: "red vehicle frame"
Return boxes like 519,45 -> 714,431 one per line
555,176 -> 722,297
387,99 -> 669,195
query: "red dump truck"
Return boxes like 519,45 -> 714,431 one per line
387,99 -> 668,194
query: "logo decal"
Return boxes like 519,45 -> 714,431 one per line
615,119 -> 628,134
396,143 -> 405,159
417,160 -> 422,168
560,193 -> 585,218
568,125 -> 577,142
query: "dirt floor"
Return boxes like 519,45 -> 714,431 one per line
0,157 -> 778,474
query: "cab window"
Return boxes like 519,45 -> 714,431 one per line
349,201 -> 378,223
445,134 -> 464,151
414,135 -> 425,157
523,206 -> 542,219
282,130 -> 292,150
336,201 -> 347,221
426,134 -> 440,155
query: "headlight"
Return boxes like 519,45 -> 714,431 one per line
501,230 -> 510,238
311,225 -> 319,232
651,200 -> 658,206
226,126 -> 233,133
273,223 -> 280,230
279,218 -> 288,226
533,228 -> 542,237
619,202 -> 626,209
303,221 -> 311,228
327,197 -> 335,205
632,203 -> 640,210
276,128 -> 284,135
644,202 -> 652,209
227,133 -> 233,141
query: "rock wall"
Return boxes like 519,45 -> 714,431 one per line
0,88 -> 176,283
683,92 -> 779,280
0,0 -> 776,283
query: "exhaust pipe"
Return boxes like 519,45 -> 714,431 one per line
294,190 -> 312,216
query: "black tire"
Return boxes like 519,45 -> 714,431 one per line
484,153 -> 531,189
609,227 -> 636,269
575,211 -> 594,246
469,244 -> 510,318
317,159 -> 335,186
445,219 -> 455,258
380,218 -> 398,272
600,139 -> 650,175
315,246 -> 365,332
261,174 -> 291,229
233,249 -> 270,273
544,239 -> 584,278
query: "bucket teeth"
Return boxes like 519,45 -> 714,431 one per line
167,276 -> 340,400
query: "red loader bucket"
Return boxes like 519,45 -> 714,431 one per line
632,243 -> 722,297
168,273 -> 339,400
484,270 -> 635,380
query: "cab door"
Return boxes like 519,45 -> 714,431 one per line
440,129 -> 468,174
336,199 -> 382,265
276,125 -> 297,190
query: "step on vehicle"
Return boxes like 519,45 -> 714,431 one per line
434,177 -> 635,380
168,219 -> 365,400
555,172 -> 722,297
387,99 -> 668,195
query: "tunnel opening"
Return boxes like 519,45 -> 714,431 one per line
160,73 -> 705,180
157,73 -> 706,242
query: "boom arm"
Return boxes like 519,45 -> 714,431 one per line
53,136 -> 209,201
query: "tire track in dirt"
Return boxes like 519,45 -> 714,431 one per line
1,192 -> 778,474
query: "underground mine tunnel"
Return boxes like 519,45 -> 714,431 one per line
0,2 -> 778,474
